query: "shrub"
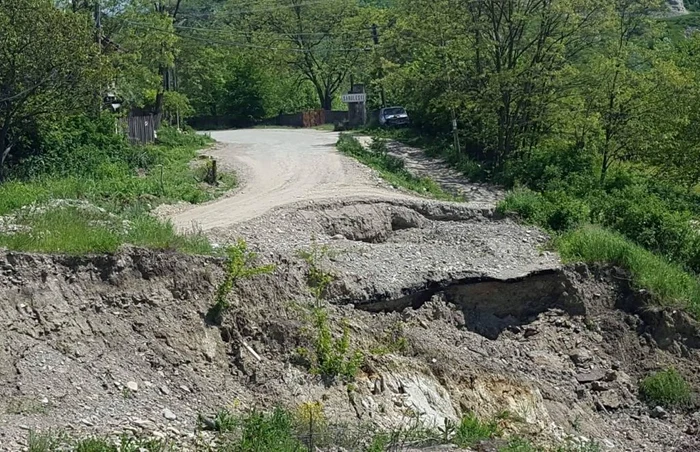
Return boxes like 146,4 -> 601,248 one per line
209,239 -> 275,320
298,307 -> 363,382
639,368 -> 693,409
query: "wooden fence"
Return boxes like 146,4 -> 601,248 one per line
124,114 -> 161,145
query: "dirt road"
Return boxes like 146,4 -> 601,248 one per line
170,129 -> 407,231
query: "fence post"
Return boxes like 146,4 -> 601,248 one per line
209,159 -> 217,185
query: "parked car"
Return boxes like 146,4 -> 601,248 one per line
379,106 -> 409,127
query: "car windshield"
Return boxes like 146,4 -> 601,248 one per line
384,108 -> 406,116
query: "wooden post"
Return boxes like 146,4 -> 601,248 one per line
208,159 -> 218,185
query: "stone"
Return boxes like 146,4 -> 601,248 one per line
160,385 -> 171,395
603,370 -> 617,382
591,381 -> 609,392
133,419 -> 157,430
570,349 -> 593,366
524,327 -> 539,338
179,385 -> 191,393
126,381 -> 138,392
598,392 -> 622,410
162,408 -> 177,421
651,406 -> 669,419
575,370 -> 607,384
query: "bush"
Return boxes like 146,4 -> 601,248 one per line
639,368 -> 693,409
209,239 -> 275,320
498,188 -> 589,231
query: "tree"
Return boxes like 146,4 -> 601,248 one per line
251,0 -> 372,110
570,0 -> 685,182
0,0 -> 101,179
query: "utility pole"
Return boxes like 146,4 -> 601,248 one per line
95,1 -> 103,113
94,1 -> 101,48
372,24 -> 386,108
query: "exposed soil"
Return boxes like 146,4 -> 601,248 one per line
2,130 -> 699,451
2,199 -> 700,451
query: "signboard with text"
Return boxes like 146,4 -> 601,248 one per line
341,93 -> 366,103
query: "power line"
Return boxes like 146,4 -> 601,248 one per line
170,21 -> 373,38
123,20 -> 373,53
180,0 -> 338,17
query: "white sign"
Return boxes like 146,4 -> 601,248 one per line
341,93 -> 366,103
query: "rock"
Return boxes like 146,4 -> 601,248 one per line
133,419 -> 157,430
603,370 -> 617,382
160,385 -> 171,395
598,392 -> 622,410
591,381 -> 609,392
651,406 -> 669,419
576,369 -> 607,384
179,385 -> 191,393
81,419 -> 94,426
570,349 -> 593,366
524,327 -> 539,338
162,408 -> 177,421
126,381 -> 138,392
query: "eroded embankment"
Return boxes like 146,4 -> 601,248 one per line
1,201 -> 700,450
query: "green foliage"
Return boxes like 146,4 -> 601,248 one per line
499,189 -> 590,232
0,205 -> 210,255
210,239 -> 275,319
26,431 -> 171,452
556,227 -> 700,314
0,0 -> 104,176
200,408 -> 305,452
236,408 -> 306,452
337,134 -> 459,201
639,368 -> 693,409
296,241 -> 363,381
298,307 -> 364,382
297,240 -> 336,304
452,413 -> 501,447
371,321 -> 410,355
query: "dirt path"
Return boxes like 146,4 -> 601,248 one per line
357,136 -> 505,204
170,129 -> 410,231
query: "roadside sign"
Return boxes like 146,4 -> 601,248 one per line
341,93 -> 366,103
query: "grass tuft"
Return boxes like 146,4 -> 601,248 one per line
556,226 -> 700,315
639,368 -> 693,409
452,412 -> 501,447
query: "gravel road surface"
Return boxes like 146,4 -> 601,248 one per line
170,129 -> 409,231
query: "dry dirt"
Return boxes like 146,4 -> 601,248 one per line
168,129 -> 413,232
2,130 -> 700,451
1,240 -> 700,451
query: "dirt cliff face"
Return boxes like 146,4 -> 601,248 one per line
1,201 -> 700,451
0,248 -> 699,451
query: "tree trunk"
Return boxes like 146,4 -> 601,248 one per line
0,115 -> 12,182
322,93 -> 332,111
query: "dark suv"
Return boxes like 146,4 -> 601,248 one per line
379,106 -> 409,127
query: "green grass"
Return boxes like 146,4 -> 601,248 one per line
27,431 -> 171,452
336,133 -> 461,201
0,127 -> 234,255
556,226 -> 700,315
452,412 -> 501,447
0,205 -> 211,255
639,368 -> 693,409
